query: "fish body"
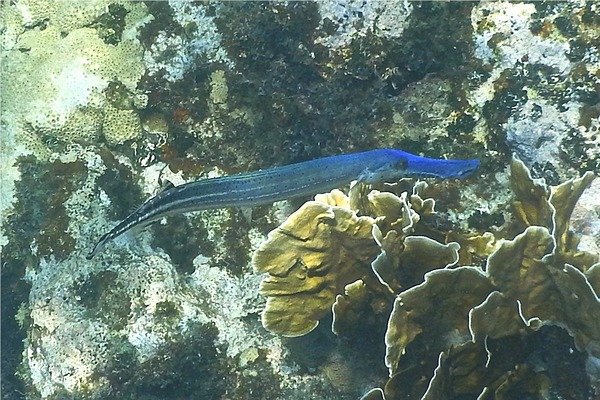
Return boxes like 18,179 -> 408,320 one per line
86,149 -> 479,259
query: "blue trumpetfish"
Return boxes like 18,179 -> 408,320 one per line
87,149 -> 479,259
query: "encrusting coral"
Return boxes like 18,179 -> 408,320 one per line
2,1 -> 149,156
254,158 -> 599,399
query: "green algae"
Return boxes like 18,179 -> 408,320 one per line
7,157 -> 87,261
74,270 -> 131,331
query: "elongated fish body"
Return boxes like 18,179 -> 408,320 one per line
87,149 -> 479,259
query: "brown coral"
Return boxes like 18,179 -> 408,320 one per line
253,183 -> 444,338
252,200 -> 379,337
253,158 -> 598,398
380,160 -> 599,399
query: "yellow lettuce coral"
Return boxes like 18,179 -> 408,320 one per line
253,157 -> 598,398
384,266 -> 494,374
253,184 -> 453,338
511,157 -> 597,269
471,225 -> 600,350
252,199 -> 379,337
382,160 -> 599,399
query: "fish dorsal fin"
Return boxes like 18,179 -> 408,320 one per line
240,206 -> 253,223
158,178 -> 175,193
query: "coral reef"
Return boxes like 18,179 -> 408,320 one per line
255,157 -> 598,399
470,1 -> 600,179
253,196 -> 380,337
2,2 -> 149,150
2,1 -> 600,399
